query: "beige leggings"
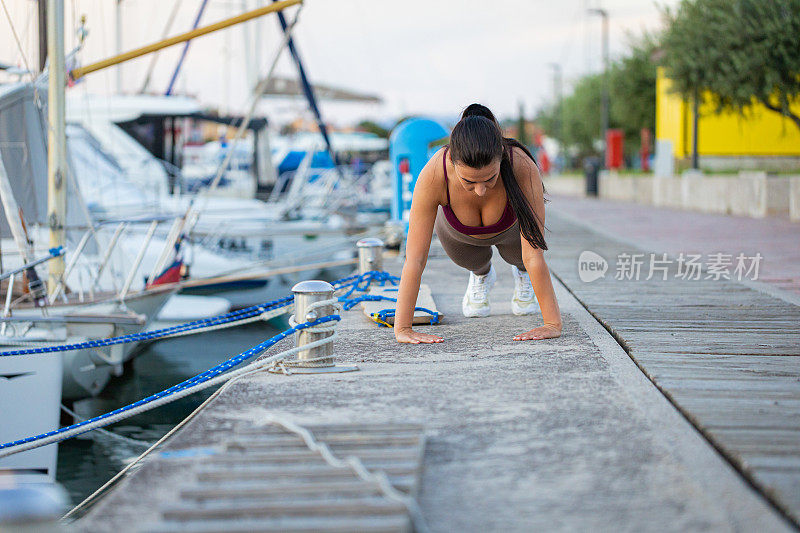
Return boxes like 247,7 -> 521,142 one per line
433,206 -> 525,276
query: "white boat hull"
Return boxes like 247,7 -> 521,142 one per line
0,352 -> 62,479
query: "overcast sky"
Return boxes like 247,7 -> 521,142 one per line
1,0 -> 679,127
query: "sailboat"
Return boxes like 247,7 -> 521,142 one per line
58,0 -> 382,290
0,69 -> 176,403
0,0 -> 310,485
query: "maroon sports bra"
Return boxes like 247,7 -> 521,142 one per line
442,146 -> 517,235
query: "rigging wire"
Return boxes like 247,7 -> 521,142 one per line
0,0 -> 36,79
139,0 -> 184,94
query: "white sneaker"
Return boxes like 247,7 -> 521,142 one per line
462,265 -> 497,317
511,265 -> 536,315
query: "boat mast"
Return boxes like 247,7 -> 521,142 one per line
165,0 -> 209,96
37,0 -> 47,71
272,0 -> 341,179
46,0 -> 67,294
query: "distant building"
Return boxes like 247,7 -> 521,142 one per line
656,67 -> 800,171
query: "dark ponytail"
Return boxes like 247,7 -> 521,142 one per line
450,104 -> 549,250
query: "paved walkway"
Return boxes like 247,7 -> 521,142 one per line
547,194 -> 800,298
76,251 -> 790,532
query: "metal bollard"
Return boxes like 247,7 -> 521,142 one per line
274,280 -> 357,374
293,280 -> 335,364
357,238 -> 384,275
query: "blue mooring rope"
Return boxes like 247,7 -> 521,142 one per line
0,272 -> 373,357
0,270 -> 413,452
0,271 -> 400,451
0,314 -> 340,451
0,297 -> 293,356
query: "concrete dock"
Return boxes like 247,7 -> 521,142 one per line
73,198 -> 799,532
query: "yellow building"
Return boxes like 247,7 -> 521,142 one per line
656,67 -> 800,160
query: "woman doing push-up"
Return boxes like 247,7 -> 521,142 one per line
394,103 -> 562,344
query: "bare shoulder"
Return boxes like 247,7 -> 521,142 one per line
510,145 -> 543,197
414,147 -> 447,205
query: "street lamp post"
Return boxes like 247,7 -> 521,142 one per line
548,63 -> 563,144
548,63 -> 563,172
588,8 -> 609,168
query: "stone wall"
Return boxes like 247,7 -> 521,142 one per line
553,170 -> 796,220
791,177 -> 800,222
542,175 -> 585,197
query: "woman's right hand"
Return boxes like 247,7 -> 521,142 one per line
395,327 -> 443,344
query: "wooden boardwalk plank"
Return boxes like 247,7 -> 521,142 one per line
142,422 -> 425,532
547,212 -> 800,525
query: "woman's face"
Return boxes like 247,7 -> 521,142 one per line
453,159 -> 501,197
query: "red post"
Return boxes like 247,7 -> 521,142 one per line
605,129 -> 624,169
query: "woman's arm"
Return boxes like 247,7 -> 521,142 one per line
512,148 -> 562,341
394,153 -> 444,344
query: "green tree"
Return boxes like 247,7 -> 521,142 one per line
357,120 -> 390,138
661,0 -> 800,132
562,74 -> 604,155
537,73 -> 603,156
536,33 -> 657,161
610,33 -> 658,155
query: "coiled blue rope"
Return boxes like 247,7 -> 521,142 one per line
339,294 -> 439,327
373,308 -> 440,327
341,294 -> 396,310
337,271 -> 399,300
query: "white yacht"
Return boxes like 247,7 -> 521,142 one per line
65,94 -> 365,308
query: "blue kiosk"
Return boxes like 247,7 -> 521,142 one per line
389,118 -> 448,228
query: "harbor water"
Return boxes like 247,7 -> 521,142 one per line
56,322 -> 279,506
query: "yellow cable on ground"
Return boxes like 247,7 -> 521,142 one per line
370,313 -> 394,328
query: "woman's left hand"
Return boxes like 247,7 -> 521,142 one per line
513,324 -> 562,341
